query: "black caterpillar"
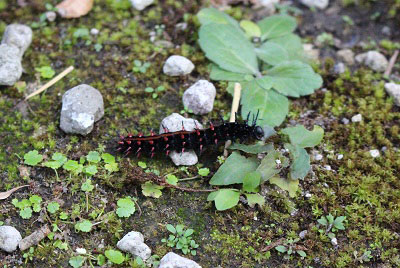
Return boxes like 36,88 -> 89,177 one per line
117,112 -> 264,158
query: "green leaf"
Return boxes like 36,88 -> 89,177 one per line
326,214 -> 334,224
105,249 -> 125,264
209,152 -> 258,185
333,216 -> 346,230
184,229 -> 194,237
245,193 -> 265,207
116,197 -> 136,218
209,64 -> 248,81
198,168 -> 210,177
256,34 -> 304,66
242,171 -> 261,193
97,254 -> 106,266
84,165 -> 98,176
86,151 -> 101,163
75,220 -> 93,232
166,224 -> 176,234
297,250 -> 307,257
35,66 -> 55,79
141,181 -> 163,198
138,161 -> 147,169
101,153 -> 115,164
213,189 -> 240,211
281,125 -> 324,148
275,245 -> 288,253
81,179 -> 94,192
69,256 -> 85,268
241,81 -> 289,127
29,195 -> 42,205
229,142 -> 274,154
240,20 -> 261,37
256,149 -> 289,182
258,15 -> 297,41
47,201 -> 60,214
52,152 -> 67,164
20,207 -> 32,219
207,191 -> 218,201
285,144 -> 311,180
63,160 -> 83,174
104,162 -> 119,172
59,212 -> 68,220
24,150 -> 43,166
199,24 -> 259,75
43,161 -> 62,169
166,174 -> 178,185
261,60 -> 323,97
317,216 -> 328,226
197,7 -> 239,28
270,176 -> 299,198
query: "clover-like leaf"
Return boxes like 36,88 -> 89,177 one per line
24,150 -> 43,166
105,249 -> 124,264
333,216 -> 346,230
52,152 -> 67,165
199,24 -> 259,75
258,15 -> 297,41
47,201 -> 60,214
81,179 -> 94,192
63,160 -> 83,174
166,174 -> 178,185
43,161 -> 62,169
75,220 -> 93,232
282,125 -> 324,148
105,162 -> 119,172
20,207 -> 32,219
84,165 -> 97,176
101,153 -> 115,164
116,197 -> 136,218
198,168 -> 210,177
141,181 -> 163,198
86,151 -> 101,163
209,152 -> 258,185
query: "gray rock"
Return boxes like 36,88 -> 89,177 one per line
369,149 -> 380,158
384,82 -> 400,106
355,51 -> 388,72
117,231 -> 151,261
337,49 -> 355,65
60,84 -> 104,135
163,55 -> 195,76
45,11 -> 57,22
1,24 -> 32,57
331,237 -> 338,246
351,114 -> 362,122
300,0 -> 329,9
0,44 -> 23,86
159,113 -> 203,166
159,252 -> 201,268
299,230 -> 308,239
0,226 -> 22,253
130,0 -> 154,10
334,62 -> 346,74
303,44 -> 320,62
182,80 -> 216,115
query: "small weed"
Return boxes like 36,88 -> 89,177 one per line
275,238 -> 306,259
12,195 -> 42,219
318,214 -> 346,239
116,197 -> 136,218
35,66 -> 56,79
144,85 -> 166,99
133,60 -> 150,73
162,224 -> 199,256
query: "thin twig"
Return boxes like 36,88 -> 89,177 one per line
179,175 -> 199,181
161,182 -> 215,192
25,66 -> 74,100
224,82 -> 242,157
384,50 -> 399,77
133,198 -> 142,217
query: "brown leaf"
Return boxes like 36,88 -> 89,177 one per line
56,0 -> 93,18
0,185 -> 29,200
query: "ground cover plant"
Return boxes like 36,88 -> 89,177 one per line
1,0 -> 400,267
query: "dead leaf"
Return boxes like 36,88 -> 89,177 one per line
56,0 -> 93,18
0,185 -> 29,200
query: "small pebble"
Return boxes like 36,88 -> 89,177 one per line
76,248 -> 87,254
337,49 -> 355,65
130,0 -> 154,10
117,231 -> 151,261
384,82 -> 400,106
334,62 -> 346,74
45,11 -> 57,22
0,226 -> 22,253
163,55 -> 194,76
355,50 -> 388,72
299,230 -> 308,239
331,237 -> 338,246
90,28 -> 99,35
300,0 -> 329,9
1,23 -> 33,57
369,149 -> 380,158
305,193 -> 312,198
324,165 -> 332,171
159,252 -> 201,268
182,80 -> 216,115
341,118 -> 349,124
351,114 -> 362,122
314,153 -> 323,161
337,154 -> 343,160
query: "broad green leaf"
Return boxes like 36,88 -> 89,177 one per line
116,197 -> 136,218
256,149 -> 289,182
229,142 -> 274,154
20,207 -> 32,219
210,64 -> 248,81
317,216 -> 328,226
198,168 -> 210,177
270,176 -> 299,197
69,256 -> 85,268
47,201 -> 60,214
207,191 -> 218,201
141,181 -> 164,198
213,189 -> 240,211
197,8 -> 239,28
285,143 -> 311,180
275,245 -> 287,253
101,153 -> 115,164
261,60 -> 323,97
52,152 -> 67,165
81,179 -> 94,192
241,81 -> 289,127
87,151 -> 101,163
104,162 -> 119,172
256,34 -> 304,66
245,193 -> 265,207
297,250 -> 307,257
209,152 -> 258,185
75,220 -> 93,232
242,171 -> 261,193
258,15 -> 297,41
43,161 -> 62,169
24,150 -> 43,166
333,216 -> 346,230
84,165 -> 98,176
105,249 -> 125,264
281,125 -> 324,147
166,224 -> 176,234
240,20 -> 261,37
199,24 -> 259,75
63,160 -> 83,174
166,174 -> 178,185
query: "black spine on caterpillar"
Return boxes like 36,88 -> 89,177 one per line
116,113 -> 265,158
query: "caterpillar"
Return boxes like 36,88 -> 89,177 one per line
116,112 -> 264,158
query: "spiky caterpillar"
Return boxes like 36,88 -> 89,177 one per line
117,114 -> 264,158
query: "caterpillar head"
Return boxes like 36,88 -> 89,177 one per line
252,125 -> 264,140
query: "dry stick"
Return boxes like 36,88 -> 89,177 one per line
224,82 -> 242,157
384,50 -> 399,77
24,66 -> 74,101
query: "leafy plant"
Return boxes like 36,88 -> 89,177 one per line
133,60 -> 150,73
318,214 -> 346,239
275,238 -> 306,259
104,249 -> 125,264
35,66 -> 56,79
12,195 -> 42,219
116,197 -> 136,218
75,220 -> 93,233
197,8 -> 322,127
161,224 -> 199,255
145,85 -> 166,99
24,150 -> 43,166
142,181 -> 164,198
47,201 -> 60,214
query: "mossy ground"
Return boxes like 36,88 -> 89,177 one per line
1,0 -> 400,267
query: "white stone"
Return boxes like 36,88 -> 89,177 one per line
303,44 -> 320,62
159,113 -> 203,166
337,154 -> 343,160
342,118 -> 349,124
130,0 -> 154,11
182,80 -> 216,115
259,0 -> 279,14
90,28 -> 99,35
300,0 -> 329,9
369,149 -> 380,158
163,55 -> 194,76
0,44 -> 23,86
159,252 -> 201,268
0,226 -> 22,253
351,114 -> 362,122
324,165 -> 331,171
45,11 -> 57,22
313,153 -> 323,161
355,51 -> 388,72
117,231 -> 151,261
299,230 -> 308,239
331,237 -> 338,246
334,62 -> 346,74
76,248 -> 87,254
1,24 -> 32,58
384,82 -> 400,106
337,49 -> 355,65
305,193 -> 312,198
60,84 -> 104,135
